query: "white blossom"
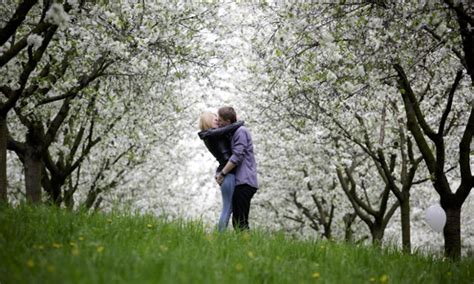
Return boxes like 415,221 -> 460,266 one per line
67,0 -> 80,10
327,70 -> 337,82
45,4 -> 70,27
26,34 -> 43,52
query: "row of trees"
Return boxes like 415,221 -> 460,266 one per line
1,1 -> 218,209
1,1 -> 471,262
245,1 -> 472,260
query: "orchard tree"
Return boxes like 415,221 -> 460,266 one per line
247,1 -> 472,258
2,1 -> 219,206
0,0 -> 75,201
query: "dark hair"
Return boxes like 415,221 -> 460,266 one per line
218,106 -> 237,123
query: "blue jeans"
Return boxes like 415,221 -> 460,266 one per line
218,173 -> 235,232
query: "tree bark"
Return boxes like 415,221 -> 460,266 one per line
371,225 -> 384,246
400,196 -> 411,253
24,147 -> 42,203
0,114 -> 7,202
443,202 -> 461,260
50,176 -> 65,206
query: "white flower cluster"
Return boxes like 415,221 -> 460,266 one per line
67,0 -> 80,10
26,34 -> 43,52
45,3 -> 70,27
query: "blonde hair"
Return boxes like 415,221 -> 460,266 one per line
198,111 -> 215,131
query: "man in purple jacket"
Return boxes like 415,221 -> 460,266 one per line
215,106 -> 258,231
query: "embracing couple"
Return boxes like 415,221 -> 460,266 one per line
198,106 -> 258,232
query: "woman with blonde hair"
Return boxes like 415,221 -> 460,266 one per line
198,111 -> 243,232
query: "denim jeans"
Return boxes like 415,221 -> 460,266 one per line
218,173 -> 235,232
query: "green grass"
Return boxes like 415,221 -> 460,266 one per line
0,205 -> 472,284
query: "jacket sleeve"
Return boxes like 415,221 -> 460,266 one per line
198,121 -> 244,139
229,128 -> 247,166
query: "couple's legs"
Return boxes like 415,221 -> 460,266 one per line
232,184 -> 257,231
218,174 -> 235,232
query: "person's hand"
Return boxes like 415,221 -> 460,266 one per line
215,172 -> 224,186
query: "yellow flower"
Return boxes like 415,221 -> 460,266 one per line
78,236 -> 85,241
26,259 -> 35,268
107,219 -> 113,223
235,263 -> 243,272
147,224 -> 153,229
52,243 -> 62,249
33,244 -> 44,250
312,272 -> 320,279
247,251 -> 255,258
47,265 -> 55,272
380,274 -> 389,283
71,248 -> 80,256
69,241 -> 77,247
369,277 -> 376,282
96,246 -> 105,253
242,232 -> 250,241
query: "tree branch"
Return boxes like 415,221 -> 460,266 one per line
0,0 -> 38,47
393,64 -> 437,139
439,70 -> 463,136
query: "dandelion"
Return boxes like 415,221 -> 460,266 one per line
147,224 -> 153,229
380,274 -> 389,283
26,259 -> 35,268
33,244 -> 44,250
369,277 -> 376,282
71,248 -> 80,256
52,243 -> 62,249
312,272 -> 320,279
69,241 -> 77,247
242,232 -> 250,241
235,263 -> 243,272
107,219 -> 113,223
247,251 -> 255,259
96,246 -> 105,253
78,236 -> 85,241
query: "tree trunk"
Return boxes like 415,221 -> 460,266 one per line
24,149 -> 42,203
343,213 -> 356,243
84,189 -> 98,210
0,114 -> 7,202
371,225 -> 384,246
50,176 -> 64,206
400,197 -> 411,253
443,204 -> 461,260
64,188 -> 74,210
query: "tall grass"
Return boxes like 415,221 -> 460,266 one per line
1,204 -> 472,283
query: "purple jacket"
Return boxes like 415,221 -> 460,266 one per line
229,126 -> 258,189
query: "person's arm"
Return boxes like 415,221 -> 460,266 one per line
215,161 -> 236,185
215,128 -> 246,185
198,121 -> 244,139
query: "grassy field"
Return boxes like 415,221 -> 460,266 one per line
0,204 -> 472,284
